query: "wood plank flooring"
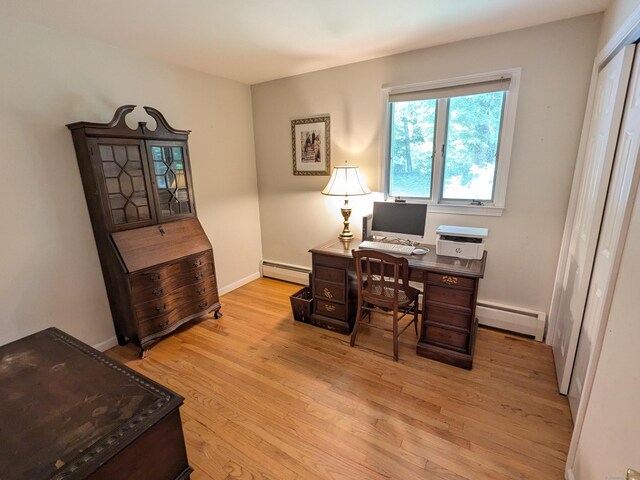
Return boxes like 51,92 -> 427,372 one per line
107,278 -> 573,480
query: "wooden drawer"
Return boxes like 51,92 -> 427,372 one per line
134,277 -> 217,324
425,304 -> 473,331
425,285 -> 473,310
314,299 -> 346,320
138,292 -> 218,338
426,273 -> 475,290
424,324 -> 469,351
131,251 -> 213,302
314,280 -> 345,303
314,265 -> 345,284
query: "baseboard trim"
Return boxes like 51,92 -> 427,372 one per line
93,335 -> 118,352
261,260 -> 311,285
565,467 -> 575,480
219,271 -> 261,295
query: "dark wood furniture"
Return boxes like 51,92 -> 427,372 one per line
0,328 -> 192,480
67,106 -> 221,357
350,249 -> 420,361
309,238 -> 486,369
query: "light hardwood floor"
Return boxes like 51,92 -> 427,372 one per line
107,278 -> 573,480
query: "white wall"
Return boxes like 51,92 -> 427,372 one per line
251,15 -> 601,315
0,16 -> 263,349
598,0 -> 640,49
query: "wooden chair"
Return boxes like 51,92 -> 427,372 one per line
350,249 -> 420,361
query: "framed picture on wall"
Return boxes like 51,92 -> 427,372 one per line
291,115 -> 330,175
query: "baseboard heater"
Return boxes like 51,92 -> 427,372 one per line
476,300 -> 546,341
261,261 -> 311,285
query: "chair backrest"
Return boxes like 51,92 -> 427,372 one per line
352,249 -> 411,309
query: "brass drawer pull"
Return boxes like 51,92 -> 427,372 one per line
199,301 -> 208,309
442,276 -> 458,285
156,304 -> 167,312
152,287 -> 163,296
323,288 -> 333,299
193,259 -> 203,267
195,272 -> 204,280
161,319 -> 168,329
149,273 -> 161,281
197,286 -> 206,294
324,304 -> 336,312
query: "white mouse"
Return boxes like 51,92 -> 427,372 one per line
413,248 -> 428,255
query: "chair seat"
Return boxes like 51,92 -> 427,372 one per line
363,280 -> 419,307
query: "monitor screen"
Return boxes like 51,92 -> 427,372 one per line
370,202 -> 428,241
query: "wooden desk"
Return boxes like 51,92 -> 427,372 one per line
309,238 -> 486,368
0,328 -> 192,480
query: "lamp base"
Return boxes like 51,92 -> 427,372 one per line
338,198 -> 354,240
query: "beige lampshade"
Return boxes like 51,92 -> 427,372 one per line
321,165 -> 371,196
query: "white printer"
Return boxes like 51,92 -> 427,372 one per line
436,225 -> 488,260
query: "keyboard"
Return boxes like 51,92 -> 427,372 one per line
358,240 -> 415,255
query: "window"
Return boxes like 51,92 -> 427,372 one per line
382,69 -> 520,215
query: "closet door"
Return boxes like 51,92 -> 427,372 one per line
568,45 -> 640,415
552,45 -> 635,396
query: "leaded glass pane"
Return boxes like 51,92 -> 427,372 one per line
100,143 -> 152,226
154,161 -> 167,175
176,189 -> 188,202
109,194 -> 126,209
99,145 -> 113,161
125,203 -> 137,221
131,192 -> 147,206
112,209 -> 125,225
113,146 -> 127,167
102,162 -> 119,178
126,145 -> 140,161
151,146 -> 163,161
150,145 -> 192,218
105,178 -> 120,194
132,176 -> 145,192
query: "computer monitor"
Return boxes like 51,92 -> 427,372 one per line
370,201 -> 428,243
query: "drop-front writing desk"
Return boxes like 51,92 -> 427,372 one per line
309,238 -> 487,369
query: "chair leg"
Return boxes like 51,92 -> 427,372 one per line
413,301 -> 419,336
350,298 -> 363,347
392,309 -> 399,361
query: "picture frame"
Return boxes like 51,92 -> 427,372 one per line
291,115 -> 330,176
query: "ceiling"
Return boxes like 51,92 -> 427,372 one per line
0,0 -> 609,85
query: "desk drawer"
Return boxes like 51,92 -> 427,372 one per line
424,324 -> 469,351
425,304 -> 472,331
425,285 -> 473,310
314,280 -> 345,303
314,299 -> 345,320
314,265 -> 345,284
427,273 -> 474,290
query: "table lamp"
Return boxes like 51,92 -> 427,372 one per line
322,163 -> 371,240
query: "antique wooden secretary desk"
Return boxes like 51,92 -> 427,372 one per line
309,238 -> 486,369
67,106 -> 221,357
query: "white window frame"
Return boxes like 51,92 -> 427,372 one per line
379,68 -> 521,216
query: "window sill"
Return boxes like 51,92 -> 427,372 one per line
428,203 -> 504,217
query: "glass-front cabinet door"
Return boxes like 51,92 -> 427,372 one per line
148,141 -> 194,220
93,138 -> 156,230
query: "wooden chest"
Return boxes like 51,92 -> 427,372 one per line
0,328 -> 192,480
